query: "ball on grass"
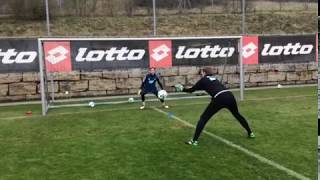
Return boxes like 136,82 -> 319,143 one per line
88,101 -> 95,108
277,84 -> 282,89
128,97 -> 134,103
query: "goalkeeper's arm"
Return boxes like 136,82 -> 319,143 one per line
183,80 -> 202,93
138,76 -> 147,95
140,76 -> 147,89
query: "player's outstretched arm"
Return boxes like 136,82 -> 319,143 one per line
182,79 -> 203,93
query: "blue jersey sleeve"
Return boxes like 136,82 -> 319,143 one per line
141,75 -> 147,89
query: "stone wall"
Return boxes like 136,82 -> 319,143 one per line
0,62 -> 317,102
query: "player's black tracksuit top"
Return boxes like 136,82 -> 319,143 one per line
183,75 -> 228,98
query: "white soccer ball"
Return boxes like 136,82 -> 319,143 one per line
128,97 -> 134,103
65,91 -> 69,95
277,84 -> 282,88
88,101 -> 95,108
158,90 -> 168,100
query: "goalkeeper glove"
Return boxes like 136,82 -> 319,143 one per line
174,84 -> 184,92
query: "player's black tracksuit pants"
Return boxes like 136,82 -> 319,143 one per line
193,91 -> 252,141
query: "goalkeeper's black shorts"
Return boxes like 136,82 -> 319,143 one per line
141,89 -> 158,96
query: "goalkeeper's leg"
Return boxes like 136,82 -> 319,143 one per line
186,101 -> 222,145
140,90 -> 146,109
222,93 -> 254,137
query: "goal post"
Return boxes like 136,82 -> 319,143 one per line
239,36 -> 244,101
38,38 -> 49,116
38,37 -> 245,116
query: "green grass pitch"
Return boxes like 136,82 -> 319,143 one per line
0,86 -> 316,180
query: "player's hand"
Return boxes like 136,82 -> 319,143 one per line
174,84 -> 184,92
138,89 -> 141,95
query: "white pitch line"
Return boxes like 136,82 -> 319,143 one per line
152,107 -> 310,180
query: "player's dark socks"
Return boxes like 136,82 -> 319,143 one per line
141,94 -> 145,102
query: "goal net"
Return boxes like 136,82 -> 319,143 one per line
38,37 -> 244,115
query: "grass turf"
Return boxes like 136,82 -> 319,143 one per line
0,86 -> 316,180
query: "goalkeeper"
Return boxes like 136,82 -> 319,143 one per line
175,67 -> 255,146
139,67 -> 168,110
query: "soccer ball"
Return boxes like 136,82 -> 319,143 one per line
88,101 -> 95,108
158,90 -> 168,100
128,97 -> 134,103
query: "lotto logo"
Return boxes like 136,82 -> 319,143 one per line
0,49 -> 37,64
149,41 -> 172,68
151,44 -> 171,62
43,41 -> 72,72
75,47 -> 145,62
243,42 -> 258,58
242,36 -> 258,64
46,46 -> 69,64
261,43 -> 313,56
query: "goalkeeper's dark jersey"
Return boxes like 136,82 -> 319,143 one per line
141,73 -> 163,92
183,75 -> 228,98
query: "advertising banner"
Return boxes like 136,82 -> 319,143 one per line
70,40 -> 149,71
0,39 -> 38,73
0,35 -> 316,73
172,38 -> 239,66
258,34 -> 316,64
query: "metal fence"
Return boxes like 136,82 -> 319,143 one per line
0,0 -> 317,37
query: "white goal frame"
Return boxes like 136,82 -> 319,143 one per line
38,37 -> 244,116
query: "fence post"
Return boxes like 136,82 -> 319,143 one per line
152,0 -> 156,36
241,0 -> 245,35
45,0 -> 51,36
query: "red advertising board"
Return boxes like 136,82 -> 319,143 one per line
243,36 -> 259,64
44,41 -> 72,72
148,40 -> 172,68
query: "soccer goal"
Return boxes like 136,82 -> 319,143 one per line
38,37 -> 244,116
